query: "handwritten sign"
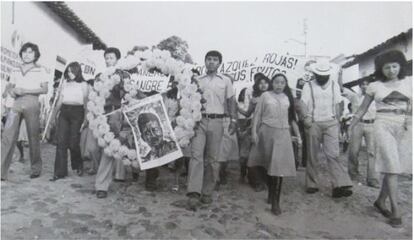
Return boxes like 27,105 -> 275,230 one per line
130,68 -> 170,92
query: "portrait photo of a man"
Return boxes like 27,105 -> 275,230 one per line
124,94 -> 182,170
137,112 -> 178,162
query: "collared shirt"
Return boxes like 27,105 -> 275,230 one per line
10,65 -> 48,90
342,88 -> 376,120
197,73 -> 234,114
254,91 -> 290,129
301,78 -> 342,122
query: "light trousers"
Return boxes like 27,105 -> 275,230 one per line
187,118 -> 224,196
305,120 -> 353,189
2,95 -> 42,179
348,122 -> 378,183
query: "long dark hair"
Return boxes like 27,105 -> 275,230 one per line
64,62 -> 85,83
374,50 -> 407,81
252,74 -> 270,97
238,87 -> 247,102
270,73 -> 297,123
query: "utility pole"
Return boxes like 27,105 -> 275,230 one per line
303,18 -> 308,58
285,18 -> 309,59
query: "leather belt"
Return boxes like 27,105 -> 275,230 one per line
377,109 -> 408,115
202,113 -> 225,119
360,119 -> 375,124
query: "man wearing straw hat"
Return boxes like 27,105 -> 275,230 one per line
299,60 -> 353,198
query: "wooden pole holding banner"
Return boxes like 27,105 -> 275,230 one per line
41,74 -> 64,141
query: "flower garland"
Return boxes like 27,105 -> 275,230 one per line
86,49 -> 202,167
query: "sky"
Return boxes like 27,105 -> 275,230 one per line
67,1 -> 412,64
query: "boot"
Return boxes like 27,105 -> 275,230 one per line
219,162 -> 228,185
267,175 -> 273,204
239,163 -> 247,183
248,167 -> 265,192
271,177 -> 282,216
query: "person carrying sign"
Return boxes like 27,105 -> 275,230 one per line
186,51 -> 238,210
298,60 -> 353,198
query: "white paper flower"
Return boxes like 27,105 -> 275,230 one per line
103,132 -> 115,143
127,149 -> 137,160
122,159 -> 132,166
131,160 -> 140,169
98,138 -> 107,148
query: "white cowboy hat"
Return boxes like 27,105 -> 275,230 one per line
309,60 -> 333,76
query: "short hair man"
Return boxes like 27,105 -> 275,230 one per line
95,47 -> 129,198
186,50 -> 238,210
342,79 -> 379,188
299,60 -> 353,198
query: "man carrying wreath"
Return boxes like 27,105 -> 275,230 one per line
186,50 -> 238,210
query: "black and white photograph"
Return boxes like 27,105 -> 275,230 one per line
0,1 -> 413,239
123,94 -> 182,170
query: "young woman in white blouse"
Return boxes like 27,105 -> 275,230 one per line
50,62 -> 89,181
350,50 -> 412,228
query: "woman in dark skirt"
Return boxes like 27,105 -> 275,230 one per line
251,73 -> 301,215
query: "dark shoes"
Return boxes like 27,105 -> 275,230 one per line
96,191 -> 108,199
389,217 -> 403,228
49,176 -> 65,181
305,187 -> 319,194
253,183 -> 266,192
200,195 -> 212,204
132,172 -> 139,182
114,178 -> 126,183
30,173 -> 40,179
367,180 -> 380,189
145,182 -> 157,192
76,169 -> 84,177
186,192 -> 201,211
332,186 -> 353,198
373,201 -> 403,228
373,201 -> 392,218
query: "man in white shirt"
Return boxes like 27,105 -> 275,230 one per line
342,79 -> 379,188
299,60 -> 353,198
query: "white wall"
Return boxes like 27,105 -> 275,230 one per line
1,2 -> 105,118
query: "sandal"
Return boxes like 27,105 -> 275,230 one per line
373,201 -> 392,218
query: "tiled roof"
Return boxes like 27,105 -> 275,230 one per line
343,29 -> 412,68
343,59 -> 412,88
43,2 -> 106,50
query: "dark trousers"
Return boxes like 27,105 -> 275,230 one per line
54,104 -> 84,177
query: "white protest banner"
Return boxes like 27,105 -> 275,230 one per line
123,94 -> 183,170
194,51 -> 308,98
130,68 -> 170,93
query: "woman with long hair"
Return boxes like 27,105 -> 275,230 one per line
349,50 -> 412,228
239,73 -> 270,190
50,62 -> 89,181
251,73 -> 301,215
1,42 -> 48,180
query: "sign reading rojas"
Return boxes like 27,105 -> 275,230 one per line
194,52 -> 305,83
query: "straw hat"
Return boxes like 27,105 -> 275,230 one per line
310,60 -> 333,76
